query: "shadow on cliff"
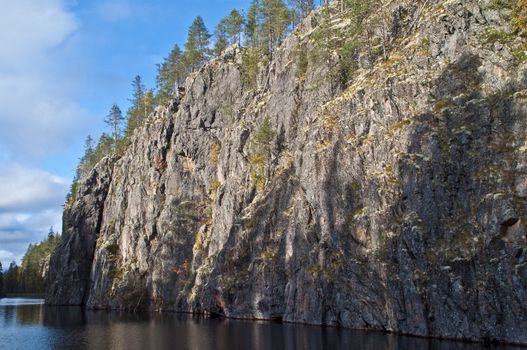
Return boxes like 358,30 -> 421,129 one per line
390,52 -> 527,342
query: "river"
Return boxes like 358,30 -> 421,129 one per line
0,298 -> 523,350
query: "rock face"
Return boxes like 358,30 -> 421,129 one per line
47,0 -> 527,344
47,159 -> 113,304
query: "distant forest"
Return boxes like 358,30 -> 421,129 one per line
0,229 -> 61,296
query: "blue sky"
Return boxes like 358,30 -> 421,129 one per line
0,0 -> 249,269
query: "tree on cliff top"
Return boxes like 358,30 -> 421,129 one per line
245,0 -> 265,49
184,16 -> 211,72
288,0 -> 314,27
104,104 -> 125,151
244,0 -> 290,55
226,9 -> 244,46
214,18 -> 229,55
215,9 -> 245,55
126,75 -> 154,137
156,44 -> 187,104
259,0 -> 291,55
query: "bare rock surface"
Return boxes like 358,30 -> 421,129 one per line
47,0 -> 527,344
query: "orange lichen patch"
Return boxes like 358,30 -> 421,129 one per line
154,155 -> 167,171
173,259 -> 191,275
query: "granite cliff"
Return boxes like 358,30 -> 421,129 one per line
47,0 -> 527,344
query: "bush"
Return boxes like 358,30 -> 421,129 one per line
241,47 -> 260,88
210,143 -> 221,165
249,117 -> 276,191
513,0 -> 527,36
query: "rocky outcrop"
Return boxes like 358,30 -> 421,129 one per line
47,159 -> 113,304
47,0 -> 527,344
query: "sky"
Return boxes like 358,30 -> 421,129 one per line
0,0 -> 250,269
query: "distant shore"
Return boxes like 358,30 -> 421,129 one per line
1,293 -> 44,299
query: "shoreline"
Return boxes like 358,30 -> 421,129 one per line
40,303 -> 527,348
1,293 -> 45,299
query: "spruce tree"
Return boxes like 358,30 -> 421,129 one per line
184,16 -> 211,72
77,135 -> 95,178
104,104 -> 125,151
259,0 -> 291,55
126,75 -> 146,135
131,75 -> 145,105
225,9 -> 244,46
156,44 -> 186,104
48,227 -> 55,240
245,0 -> 261,48
215,9 -> 244,55
85,135 -> 94,154
214,19 -> 229,56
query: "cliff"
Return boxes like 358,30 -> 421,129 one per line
47,0 -> 527,344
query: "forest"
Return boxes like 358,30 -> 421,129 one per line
0,229 -> 61,296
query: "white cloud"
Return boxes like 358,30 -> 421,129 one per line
0,250 -> 15,262
0,73 -> 88,158
0,1 -> 82,268
0,0 -> 77,69
0,165 -> 69,213
0,0 -> 87,160
0,166 -> 65,266
0,208 -> 63,268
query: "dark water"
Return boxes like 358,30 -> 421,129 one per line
0,298 -> 524,350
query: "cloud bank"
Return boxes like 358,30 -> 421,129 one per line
0,0 -> 86,160
0,165 -> 67,268
0,0 -> 81,268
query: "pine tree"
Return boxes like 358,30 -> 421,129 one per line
85,135 -> 94,154
214,19 -> 229,55
126,75 -> 147,135
156,44 -> 186,104
215,9 -> 245,56
131,75 -> 145,104
77,135 -> 95,177
225,9 -> 244,46
288,0 -> 314,27
104,104 -> 125,151
259,0 -> 291,55
245,0 -> 261,48
184,16 -> 211,72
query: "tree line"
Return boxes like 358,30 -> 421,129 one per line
65,0 -> 319,206
0,228 -> 61,296
66,0 -> 407,204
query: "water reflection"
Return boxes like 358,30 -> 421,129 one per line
0,298 -> 523,350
